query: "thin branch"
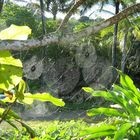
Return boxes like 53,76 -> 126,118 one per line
0,98 -> 18,124
56,0 -> 86,31
0,3 -> 139,51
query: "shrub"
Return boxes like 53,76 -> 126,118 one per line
81,70 -> 140,140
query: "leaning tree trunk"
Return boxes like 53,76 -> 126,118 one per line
0,0 -> 4,13
40,0 -> 46,35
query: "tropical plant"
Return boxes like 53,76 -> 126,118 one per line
44,0 -> 73,20
81,70 -> 140,140
0,24 -> 65,139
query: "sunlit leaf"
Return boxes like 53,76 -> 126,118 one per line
113,84 -> 140,105
0,24 -> 31,40
84,131 -> 115,140
24,93 -> 65,106
82,87 -> 94,93
80,124 -> 116,136
117,70 -> 140,99
0,51 -> 22,91
114,123 -> 132,140
87,107 -> 128,118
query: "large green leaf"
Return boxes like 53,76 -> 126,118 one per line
110,91 -> 139,116
0,24 -> 31,40
87,107 -> 128,118
114,123 -> 132,140
24,93 -> 65,106
0,24 -> 31,91
0,63 -> 22,91
82,87 -> 115,101
0,51 -> 22,91
0,51 -> 22,67
113,84 -> 140,105
80,124 -> 116,135
84,131 -> 115,140
117,70 -> 140,99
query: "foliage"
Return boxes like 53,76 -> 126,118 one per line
81,70 -> 140,140
45,19 -> 59,33
0,24 -> 65,139
0,120 -> 89,140
73,22 -> 92,32
0,2 -> 39,37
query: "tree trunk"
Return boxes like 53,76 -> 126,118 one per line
112,1 -> 120,68
112,1 -> 120,81
40,0 -> 46,35
53,14 -> 56,20
121,32 -> 128,73
0,0 -> 4,13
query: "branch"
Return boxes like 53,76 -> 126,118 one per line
56,0 -> 86,31
0,3 -> 139,51
0,35 -> 59,50
60,3 -> 140,44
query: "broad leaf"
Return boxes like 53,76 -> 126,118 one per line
83,87 -> 115,101
0,51 -> 22,91
0,24 -> 31,91
114,123 -> 132,140
24,93 -> 65,106
113,84 -> 140,105
0,24 -> 31,40
80,124 -> 116,136
117,70 -> 140,99
84,131 -> 115,140
87,107 -> 128,118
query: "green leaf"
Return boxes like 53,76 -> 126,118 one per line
24,93 -> 65,106
0,51 -> 22,91
82,87 -> 94,93
117,70 -> 140,99
16,79 -> 26,100
82,88 -> 115,102
110,91 -> 138,116
0,51 -> 22,67
113,84 -> 140,105
0,24 -> 31,40
87,107 -> 128,118
84,131 -> 115,140
114,123 -> 132,140
80,124 -> 116,136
